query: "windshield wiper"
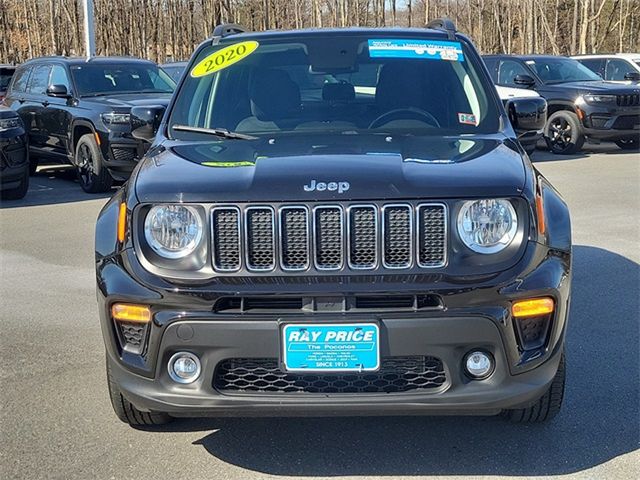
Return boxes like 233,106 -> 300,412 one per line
172,124 -> 257,140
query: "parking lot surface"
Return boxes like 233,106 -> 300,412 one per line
1,146 -> 638,480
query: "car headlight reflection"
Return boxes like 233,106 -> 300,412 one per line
457,199 -> 518,254
144,205 -> 203,259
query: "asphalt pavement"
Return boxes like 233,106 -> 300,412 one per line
0,145 -> 638,480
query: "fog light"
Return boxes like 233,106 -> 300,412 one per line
168,352 -> 201,384
464,350 -> 494,379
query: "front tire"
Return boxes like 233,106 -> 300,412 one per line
503,351 -> 565,423
615,136 -> 640,151
106,358 -> 172,427
1,172 -> 29,200
75,133 -> 113,193
545,111 -> 585,154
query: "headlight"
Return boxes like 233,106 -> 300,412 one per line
457,199 -> 518,254
0,116 -> 21,132
101,112 -> 131,125
582,94 -> 617,105
144,205 -> 203,259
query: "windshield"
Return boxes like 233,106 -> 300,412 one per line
525,57 -> 602,84
0,68 -> 15,90
162,64 -> 186,83
168,35 -> 500,139
70,63 -> 175,96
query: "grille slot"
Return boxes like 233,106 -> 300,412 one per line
280,207 -> 309,271
418,204 -> 447,267
383,205 -> 412,268
214,356 -> 447,394
245,207 -> 275,271
349,206 -> 378,269
314,207 -> 343,270
212,207 -> 241,271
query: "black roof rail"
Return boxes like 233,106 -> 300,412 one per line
426,17 -> 457,40
212,23 -> 248,38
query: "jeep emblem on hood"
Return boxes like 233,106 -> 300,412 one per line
304,180 -> 350,194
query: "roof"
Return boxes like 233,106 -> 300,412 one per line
483,54 -> 571,60
572,53 -> 640,60
216,26 -> 453,42
20,56 -> 156,66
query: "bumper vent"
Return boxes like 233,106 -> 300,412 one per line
214,356 -> 447,394
116,321 -> 148,355
209,202 -> 447,273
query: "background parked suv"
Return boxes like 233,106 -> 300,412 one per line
573,53 -> 640,84
4,57 -> 175,192
0,64 -> 17,102
483,54 -> 640,153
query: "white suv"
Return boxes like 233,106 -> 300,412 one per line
573,53 -> 640,83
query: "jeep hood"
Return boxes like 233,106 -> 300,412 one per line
135,135 -> 527,203
83,93 -> 173,108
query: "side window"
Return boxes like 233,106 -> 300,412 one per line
578,58 -> 604,77
482,58 -> 499,82
10,67 -> 31,93
497,60 -> 530,86
49,65 -> 71,91
26,64 -> 51,95
605,59 -> 633,81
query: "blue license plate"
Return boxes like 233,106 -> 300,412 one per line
282,323 -> 380,372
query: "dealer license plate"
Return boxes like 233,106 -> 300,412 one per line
282,323 -> 380,372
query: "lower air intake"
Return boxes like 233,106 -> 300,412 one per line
214,356 -> 447,394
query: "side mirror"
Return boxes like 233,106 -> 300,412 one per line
513,74 -> 536,88
505,97 -> 547,139
130,105 -> 166,143
46,84 -> 71,98
624,71 -> 640,82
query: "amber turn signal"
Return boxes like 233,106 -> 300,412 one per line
111,303 -> 151,323
512,298 -> 554,318
117,202 -> 127,242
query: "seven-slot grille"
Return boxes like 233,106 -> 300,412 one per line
616,93 -> 640,107
211,203 -> 447,273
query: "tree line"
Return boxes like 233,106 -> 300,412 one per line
1,0 -> 639,64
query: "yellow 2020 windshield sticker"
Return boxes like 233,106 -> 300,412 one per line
190,41 -> 259,78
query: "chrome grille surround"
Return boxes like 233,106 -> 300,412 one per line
279,206 -> 310,271
211,206 -> 242,272
382,204 -> 413,269
417,203 -> 448,268
347,204 -> 378,270
313,206 -> 344,270
244,206 -> 276,271
210,202 -> 447,273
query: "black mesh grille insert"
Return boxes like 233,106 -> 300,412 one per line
349,206 -> 377,268
212,208 -> 241,271
418,205 -> 446,267
281,208 -> 309,270
315,207 -> 343,269
214,356 -> 447,394
383,206 -> 412,268
246,208 -> 275,270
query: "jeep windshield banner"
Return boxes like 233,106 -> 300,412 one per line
368,39 -> 465,62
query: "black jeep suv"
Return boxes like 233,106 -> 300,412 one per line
483,54 -> 640,153
4,57 -> 175,192
97,21 -> 570,427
